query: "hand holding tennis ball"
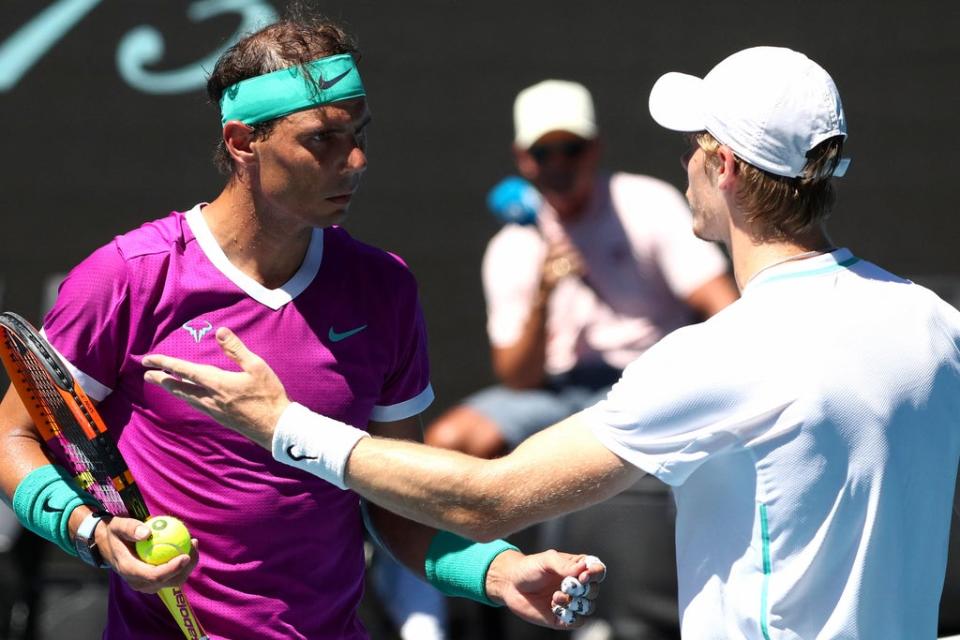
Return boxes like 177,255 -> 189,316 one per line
135,516 -> 193,565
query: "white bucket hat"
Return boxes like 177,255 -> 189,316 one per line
648,46 -> 848,178
514,80 -> 598,149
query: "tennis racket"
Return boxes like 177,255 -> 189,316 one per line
0,311 -> 208,640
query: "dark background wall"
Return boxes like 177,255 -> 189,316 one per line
1,0 -> 958,416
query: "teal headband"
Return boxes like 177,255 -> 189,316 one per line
219,53 -> 365,126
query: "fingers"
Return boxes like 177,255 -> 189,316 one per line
567,596 -> 596,615
541,247 -> 587,290
215,327 -> 261,370
163,538 -> 201,587
578,555 -> 607,585
550,553 -> 606,627
130,551 -> 195,593
552,604 -> 576,626
560,575 -> 587,596
109,516 -> 152,544
144,329 -> 270,391
100,518 -> 198,594
545,552 -> 606,587
142,354 -> 226,389
545,241 -> 584,269
143,370 -> 214,403
554,579 -> 598,603
547,256 -> 576,279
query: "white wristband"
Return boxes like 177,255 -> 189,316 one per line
271,402 -> 369,490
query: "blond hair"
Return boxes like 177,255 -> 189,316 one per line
694,132 -> 844,241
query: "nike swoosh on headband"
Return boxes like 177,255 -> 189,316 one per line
319,69 -> 351,90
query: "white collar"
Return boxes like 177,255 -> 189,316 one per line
744,248 -> 857,292
184,204 -> 324,310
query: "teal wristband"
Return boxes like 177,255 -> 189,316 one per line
424,531 -> 519,607
12,465 -> 102,556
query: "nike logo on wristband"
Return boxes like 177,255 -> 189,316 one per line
41,497 -> 63,514
286,445 -> 319,462
319,69 -> 351,90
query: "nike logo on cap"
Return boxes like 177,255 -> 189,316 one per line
319,69 -> 351,90
286,445 -> 319,462
328,325 -> 367,342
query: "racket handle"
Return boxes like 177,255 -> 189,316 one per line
157,586 -> 208,640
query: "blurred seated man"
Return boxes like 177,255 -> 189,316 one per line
421,80 -> 738,638
425,79 -> 738,459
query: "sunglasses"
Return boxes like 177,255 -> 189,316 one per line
529,139 -> 590,164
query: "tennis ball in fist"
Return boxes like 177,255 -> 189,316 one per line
135,516 -> 192,565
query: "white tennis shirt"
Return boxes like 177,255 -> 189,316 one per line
583,249 -> 960,639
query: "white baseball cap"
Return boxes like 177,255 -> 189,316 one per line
648,46 -> 848,178
514,80 -> 598,149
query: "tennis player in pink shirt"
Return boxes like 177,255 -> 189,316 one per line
0,14 -> 605,639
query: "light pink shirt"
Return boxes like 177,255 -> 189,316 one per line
483,172 -> 728,374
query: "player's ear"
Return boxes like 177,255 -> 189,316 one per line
715,144 -> 738,191
223,121 -> 257,170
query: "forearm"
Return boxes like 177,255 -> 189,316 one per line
0,387 -> 101,549
369,500 -> 521,607
492,292 -> 551,389
346,416 -> 636,540
348,438 -> 515,540
0,386 -> 55,501
366,501 -> 434,575
141,333 -> 639,539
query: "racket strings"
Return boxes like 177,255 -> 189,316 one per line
31,349 -> 149,519
12,341 -> 133,516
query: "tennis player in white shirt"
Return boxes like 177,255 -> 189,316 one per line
144,47 -> 960,639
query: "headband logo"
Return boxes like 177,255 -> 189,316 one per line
319,68 -> 351,90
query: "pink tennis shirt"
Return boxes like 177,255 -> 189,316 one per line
42,205 -> 434,640
483,172 -> 729,374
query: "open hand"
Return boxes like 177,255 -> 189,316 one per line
142,327 -> 289,449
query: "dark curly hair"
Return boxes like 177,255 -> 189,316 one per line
206,7 -> 360,176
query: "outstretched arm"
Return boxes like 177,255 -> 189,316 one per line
350,416 -> 638,541
143,328 -> 642,541
144,335 -> 613,627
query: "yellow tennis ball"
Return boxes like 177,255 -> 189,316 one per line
135,516 -> 193,565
